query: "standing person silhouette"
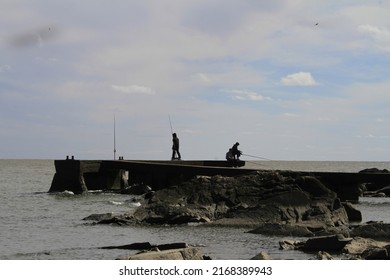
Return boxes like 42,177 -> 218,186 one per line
171,133 -> 181,160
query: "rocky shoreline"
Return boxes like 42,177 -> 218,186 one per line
83,170 -> 390,260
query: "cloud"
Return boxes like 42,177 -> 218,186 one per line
111,84 -> 156,95
358,24 -> 390,51
281,72 -> 317,86
223,89 -> 269,101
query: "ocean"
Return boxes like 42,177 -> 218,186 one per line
0,159 -> 389,260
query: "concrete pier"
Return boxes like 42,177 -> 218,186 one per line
49,159 -> 248,194
49,159 -> 390,201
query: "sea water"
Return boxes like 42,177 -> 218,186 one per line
0,159 -> 389,260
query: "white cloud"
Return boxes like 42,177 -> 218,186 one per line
223,89 -> 268,101
111,84 -> 156,95
358,24 -> 390,51
281,72 -> 317,86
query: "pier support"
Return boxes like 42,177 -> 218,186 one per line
49,160 -> 123,194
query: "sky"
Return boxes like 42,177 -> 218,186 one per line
1,0 -> 390,161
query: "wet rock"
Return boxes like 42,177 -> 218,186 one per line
101,242 -> 153,250
129,172 -> 349,233
362,245 -> 390,260
342,202 -> 362,222
359,168 -> 390,174
301,235 -> 352,252
121,183 -> 152,195
83,212 -> 117,221
376,186 -> 390,196
97,216 -> 133,226
350,222 -> 390,240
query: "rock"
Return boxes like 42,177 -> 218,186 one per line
248,223 -> 314,237
251,251 -> 272,260
301,235 -> 352,252
121,183 -> 152,195
317,251 -> 333,260
83,212 -> 117,221
350,222 -> 390,240
342,202 -> 362,222
279,239 -> 305,250
296,176 -> 336,198
129,172 -> 349,233
117,247 -> 206,260
362,246 -> 390,260
359,168 -> 390,174
97,216 -> 133,226
343,237 -> 390,255
100,242 -> 153,250
376,186 -> 390,196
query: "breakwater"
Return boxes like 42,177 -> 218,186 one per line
49,159 -> 390,201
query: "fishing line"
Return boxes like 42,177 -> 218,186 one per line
241,153 -> 272,161
244,159 -> 268,168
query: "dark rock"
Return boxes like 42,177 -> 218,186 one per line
359,168 -> 390,174
101,242 -> 153,250
101,242 -> 188,251
296,176 -> 336,198
157,243 -> 188,251
350,222 -> 390,240
302,235 -> 352,252
376,186 -> 390,196
129,172 -> 349,233
342,202 -> 362,222
362,246 -> 390,260
83,213 -> 117,221
97,216 -> 133,226
121,183 -> 152,195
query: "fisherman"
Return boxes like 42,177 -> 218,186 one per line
171,133 -> 181,160
225,148 -> 234,162
231,142 -> 242,160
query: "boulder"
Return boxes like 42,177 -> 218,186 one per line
101,242 -> 153,250
362,246 -> 390,260
301,235 -> 352,252
343,237 -> 390,259
342,202 -> 362,222
359,168 -> 390,174
250,251 -> 272,260
350,222 -> 390,240
129,172 -> 349,233
117,247 -> 206,260
376,186 -> 390,196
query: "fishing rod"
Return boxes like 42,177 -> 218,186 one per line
113,114 -> 116,160
168,115 -> 174,134
241,153 -> 272,161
